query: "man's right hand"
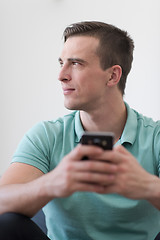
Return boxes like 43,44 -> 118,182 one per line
43,144 -> 117,198
0,144 -> 117,217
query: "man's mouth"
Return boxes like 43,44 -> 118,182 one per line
62,88 -> 75,95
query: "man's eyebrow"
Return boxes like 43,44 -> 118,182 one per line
68,58 -> 87,64
58,57 -> 87,64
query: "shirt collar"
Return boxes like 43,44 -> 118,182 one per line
74,102 -> 138,145
75,111 -> 85,143
118,102 -> 137,145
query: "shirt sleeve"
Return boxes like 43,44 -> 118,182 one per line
12,122 -> 52,174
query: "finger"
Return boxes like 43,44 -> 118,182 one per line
95,184 -> 117,194
71,182 -> 108,193
74,171 -> 115,185
73,160 -> 118,174
68,144 -> 103,162
114,145 -> 131,156
97,145 -> 131,164
96,150 -> 122,164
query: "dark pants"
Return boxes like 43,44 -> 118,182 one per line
155,233 -> 160,240
0,212 -> 50,240
0,212 -> 160,240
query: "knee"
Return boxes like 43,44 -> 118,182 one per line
0,212 -> 49,240
0,212 -> 28,227
0,212 -> 30,238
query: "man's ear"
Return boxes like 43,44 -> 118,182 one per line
106,65 -> 122,87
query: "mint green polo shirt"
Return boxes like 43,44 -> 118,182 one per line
12,103 -> 160,240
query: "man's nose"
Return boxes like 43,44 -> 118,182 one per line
58,66 -> 71,82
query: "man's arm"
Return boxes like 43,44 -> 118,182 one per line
96,145 -> 160,210
2,144 -> 157,218
0,145 -> 116,217
0,163 -> 50,217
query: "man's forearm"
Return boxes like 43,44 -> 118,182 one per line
146,175 -> 160,211
0,176 -> 52,217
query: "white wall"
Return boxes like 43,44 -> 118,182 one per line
0,0 -> 160,175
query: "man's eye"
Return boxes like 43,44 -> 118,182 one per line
72,62 -> 79,66
59,62 -> 63,67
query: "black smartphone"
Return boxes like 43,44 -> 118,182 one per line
80,131 -> 114,160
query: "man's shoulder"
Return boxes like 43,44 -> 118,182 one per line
49,111 -> 77,125
43,111 -> 78,131
133,109 -> 160,130
130,108 -> 160,145
124,103 -> 160,145
34,111 -> 78,129
23,111 -> 78,141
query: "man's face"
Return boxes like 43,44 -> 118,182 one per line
58,36 -> 110,112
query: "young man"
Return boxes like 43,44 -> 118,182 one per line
0,21 -> 160,240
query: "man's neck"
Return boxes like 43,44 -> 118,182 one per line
80,100 -> 127,144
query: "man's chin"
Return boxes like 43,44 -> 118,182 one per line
65,106 -> 78,111
64,103 -> 81,111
